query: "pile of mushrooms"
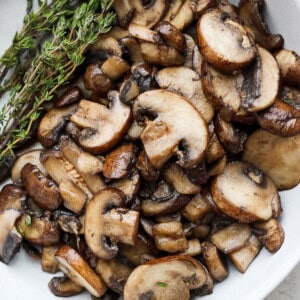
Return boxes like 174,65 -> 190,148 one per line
1,0 -> 300,299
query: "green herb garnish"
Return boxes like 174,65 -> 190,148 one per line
17,225 -> 24,236
156,282 -> 168,288
25,215 -> 32,227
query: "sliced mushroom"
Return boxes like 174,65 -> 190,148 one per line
242,129 -> 300,190
0,184 -> 26,211
177,238 -> 202,256
101,56 -> 130,81
228,234 -> 261,273
191,269 -> 214,297
184,34 -> 196,68
76,152 -> 103,175
210,161 -> 281,222
253,218 -> 285,253
124,256 -> 208,300
137,150 -> 159,181
128,23 -> 163,43
89,36 -> 123,58
106,26 -> 129,40
206,124 -> 225,163
163,0 -> 184,23
275,49 -> 300,86
197,9 -> 256,73
201,241 -> 228,282
168,0 -> 194,31
192,0 -> 216,16
238,0 -> 284,51
55,245 -> 107,297
55,87 -> 81,108
280,86 -> 300,110
49,276 -> 83,297
70,92 -> 132,154
125,120 -> 144,141
42,244 -> 60,273
119,78 -> 140,104
56,213 -> 82,235
113,0 -> 135,28
134,89 -> 208,169
216,0 -> 238,19
156,67 -> 214,122
37,105 -> 77,148
207,155 -> 227,177
120,37 -> 145,66
96,257 -> 133,294
193,224 -> 210,240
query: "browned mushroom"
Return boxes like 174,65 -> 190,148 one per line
55,87 -> 81,108
89,36 -> 123,58
48,276 -> 83,297
113,0 -> 135,28
280,86 -> 300,110
216,0 -> 239,19
120,37 -> 145,66
101,56 -> 130,81
184,34 -> 196,68
206,124 -> 226,164
137,150 -> 159,181
0,184 -> 26,211
128,23 -> 163,44
178,238 -> 202,256
192,0 -> 216,16
41,244 -> 61,273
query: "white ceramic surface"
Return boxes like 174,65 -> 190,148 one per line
0,1 -> 299,300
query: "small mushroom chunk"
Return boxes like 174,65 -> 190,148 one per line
126,120 -> 144,141
113,0 -> 135,28
96,257 -> 133,294
57,213 -> 82,235
120,78 -> 140,104
21,163 -> 62,211
70,92 -> 132,154
124,256 -> 208,300
120,37 -> 145,66
238,0 -> 284,51
103,144 -> 137,179
168,0 -> 194,31
216,0 -> 239,19
49,276 -> 83,297
140,42 -> 184,67
191,270 -> 214,297
201,241 -> 228,282
137,150 -> 159,181
253,218 -> 285,253
55,87 -> 81,108
182,192 -> 212,223
206,125 -> 225,164
134,90 -> 208,169
42,245 -> 60,273
257,99 -> 300,137
55,245 -> 107,297
106,26 -> 129,40
184,34 -> 196,68
280,86 -> 300,110
192,0 -> 216,16
77,152 -> 103,175
156,21 -> 186,52
65,122 -> 81,142
153,221 -> 188,253
207,155 -> 227,177
140,218 -> 154,237
89,36 -> 123,58
37,105 -> 77,148
128,23 -> 163,43
242,129 -> 300,190
0,209 -> 22,264
156,67 -> 214,122
163,0 -> 184,23
228,234 -> 261,273
193,224 -> 210,240
197,9 -> 256,73
0,184 -> 26,211
210,161 -> 281,222
11,150 -> 46,183
101,56 -> 130,81
178,239 -> 202,256
211,223 -> 252,254
275,49 -> 300,86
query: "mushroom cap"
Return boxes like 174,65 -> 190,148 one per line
133,89 -> 208,169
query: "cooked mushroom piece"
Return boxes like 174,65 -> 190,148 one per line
201,241 -> 228,282
89,36 -> 123,58
228,234 -> 262,273
70,91 -> 132,154
238,0 -> 284,51
128,23 -> 163,44
42,244 -> 61,273
191,0 -> 216,16
137,150 -> 159,181
119,78 -> 140,104
197,9 -> 256,73
156,67 -> 214,122
207,155 -> 227,177
178,239 -> 202,256
275,49 -> 300,86
0,184 -> 26,211
37,105 -> 77,148
101,56 -> 130,81
124,256 -> 208,300
210,161 -> 282,222
113,0 -> 135,28
55,245 -> 107,297
242,129 -> 300,190
120,37 -> 145,66
253,218 -> 285,253
55,86 -> 81,108
56,213 -> 82,235
133,89 -> 208,169
191,269 -> 214,297
216,0 -> 239,19
125,120 -> 144,141
163,0 -> 184,23
76,152 -> 103,175
280,86 -> 300,110
49,276 -> 83,297
184,34 -> 196,68
206,124 -> 225,164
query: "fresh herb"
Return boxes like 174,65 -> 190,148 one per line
17,225 -> 24,236
156,282 -> 168,288
25,215 -> 32,227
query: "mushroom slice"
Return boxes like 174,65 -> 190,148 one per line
128,23 -> 163,43
242,129 -> 300,190
0,184 -> 26,211
201,241 -> 228,282
177,239 -> 202,256
42,245 -> 61,274
11,150 -> 46,183
253,218 -> 285,253
210,161 -> 281,222
137,150 -> 159,181
113,0 -> 135,28
193,224 -> 210,240
168,0 -> 194,31
120,37 -> 145,66
55,245 -> 107,297
77,152 -> 103,175
101,56 -> 130,81
106,26 -> 129,40
191,270 -> 214,297
192,0 -> 216,16
120,78 -> 140,104
37,105 -> 77,148
211,223 -> 252,254
55,86 -> 81,108
238,0 -> 283,51
96,257 -> 133,294
89,36 -> 123,58
184,34 -> 196,68
134,89 -> 208,169
103,144 -> 137,179
49,276 -> 83,297
124,256 -> 208,300
280,86 -> 300,110
85,188 -> 125,259
156,67 -> 214,122
0,209 -> 22,264
153,221 -> 188,253
197,9 -> 256,73
126,120 -> 143,141
156,21 -> 186,52
21,163 -> 62,211
207,155 -> 227,177
206,124 -> 225,163
228,234 -> 261,273
162,163 -> 201,195
70,91 -> 132,154
131,0 -> 168,29
140,42 -> 184,67
257,99 -> 300,137
163,0 -> 183,23
275,49 -> 300,86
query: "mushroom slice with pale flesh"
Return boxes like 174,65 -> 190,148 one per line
137,150 -> 160,181
55,245 -> 107,297
54,86 -> 81,108
238,0 -> 284,51
48,276 -> 83,297
210,161 -> 281,223
156,67 -> 214,122
206,124 -> 225,163
242,129 -> 300,190
70,91 -> 132,154
42,244 -> 61,274
197,9 -> 256,73
124,256 -> 208,300
89,36 -> 123,59
192,0 -> 216,17
37,104 -> 77,148
280,86 -> 300,110
178,239 -> 202,256
126,120 -> 144,141
128,23 -> 163,44
275,49 -> 300,86
133,89 -> 208,169
216,0 -> 239,19
120,37 -> 145,67
0,184 -> 26,211
101,56 -> 130,81
113,0 -> 135,28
